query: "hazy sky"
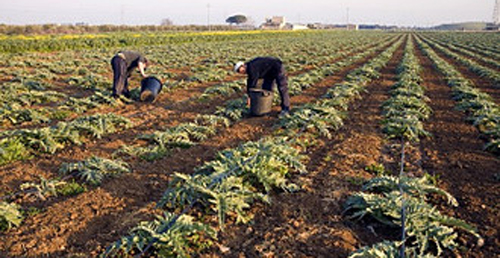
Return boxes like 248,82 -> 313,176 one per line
0,0 -> 496,27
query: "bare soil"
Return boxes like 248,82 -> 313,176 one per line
425,40 -> 500,104
2,35 -> 498,258
0,38 -> 400,257
415,41 -> 500,257
215,38 -> 406,258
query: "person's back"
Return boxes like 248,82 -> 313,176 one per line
234,56 -> 290,115
117,51 -> 147,76
111,50 -> 148,98
246,57 -> 283,80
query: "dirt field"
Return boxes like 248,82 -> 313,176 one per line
0,32 -> 498,257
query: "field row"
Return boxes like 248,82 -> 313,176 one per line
0,31 -> 498,257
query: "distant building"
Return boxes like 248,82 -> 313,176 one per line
291,24 -> 308,30
260,16 -> 287,30
307,23 -> 338,30
358,24 -> 398,30
346,24 -> 359,30
485,23 -> 500,31
307,23 -> 399,31
260,16 -> 308,30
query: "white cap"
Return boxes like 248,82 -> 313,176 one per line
234,61 -> 245,73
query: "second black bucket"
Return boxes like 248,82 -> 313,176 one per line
249,88 -> 273,116
140,76 -> 162,102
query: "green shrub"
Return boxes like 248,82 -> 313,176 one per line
0,138 -> 31,165
0,202 -> 23,231
59,157 -> 130,186
102,212 -> 216,257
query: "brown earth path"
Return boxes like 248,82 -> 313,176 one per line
419,37 -> 500,104
211,37 -> 407,258
427,38 -> 500,71
0,37 -> 389,133
433,40 -> 498,71
414,38 -> 500,257
0,37 -> 398,195
0,38 -> 403,257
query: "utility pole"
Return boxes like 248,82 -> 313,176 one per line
207,3 -> 211,31
120,4 -> 124,25
346,7 -> 350,25
494,0 -> 500,25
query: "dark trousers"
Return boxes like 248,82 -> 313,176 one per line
262,65 -> 290,110
111,56 -> 130,97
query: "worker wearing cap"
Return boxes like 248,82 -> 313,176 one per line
234,57 -> 290,116
110,50 -> 148,98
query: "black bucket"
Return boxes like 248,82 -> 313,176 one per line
249,88 -> 273,116
140,76 -> 162,102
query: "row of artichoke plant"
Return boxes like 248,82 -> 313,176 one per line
100,34 -> 405,258
346,36 -> 482,258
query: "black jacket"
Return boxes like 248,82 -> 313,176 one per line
246,57 -> 283,91
116,51 -> 146,76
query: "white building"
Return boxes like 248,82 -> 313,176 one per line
291,24 -> 309,30
260,16 -> 286,30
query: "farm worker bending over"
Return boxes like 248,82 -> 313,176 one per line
234,57 -> 291,116
110,51 -> 148,98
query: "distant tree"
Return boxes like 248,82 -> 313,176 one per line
225,15 -> 247,25
161,18 -> 174,26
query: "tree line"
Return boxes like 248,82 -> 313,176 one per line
0,24 -> 239,36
